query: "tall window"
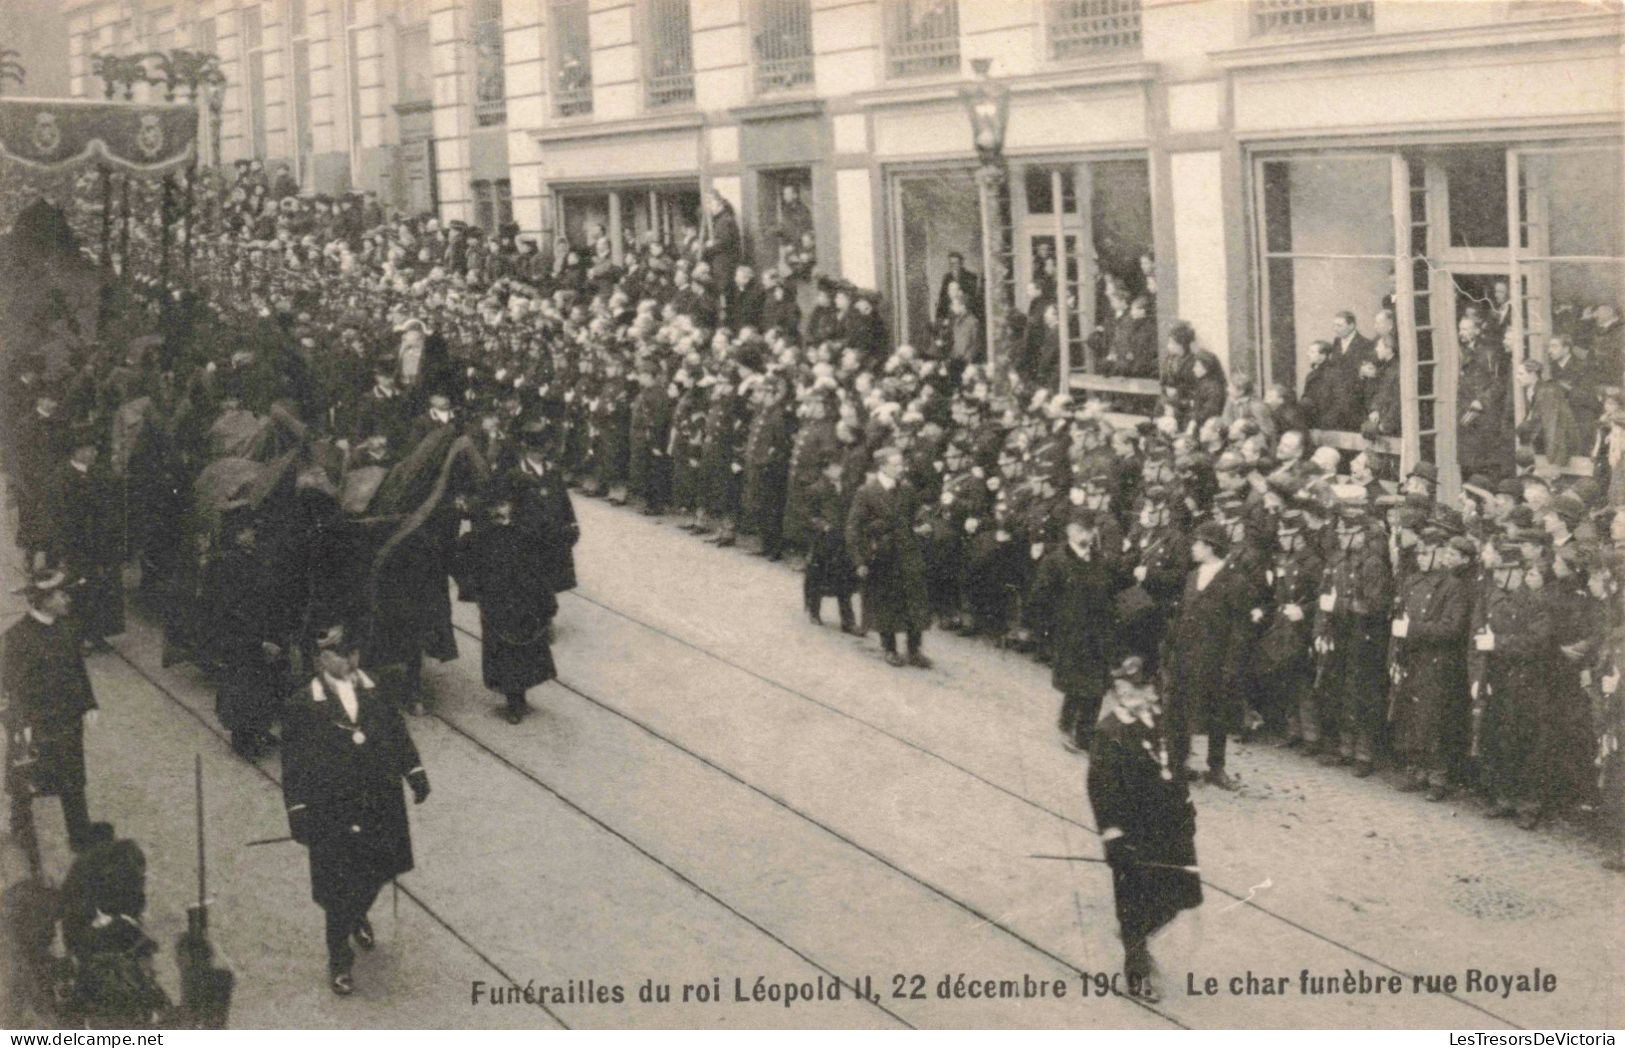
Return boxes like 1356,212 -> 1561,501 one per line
883,0 -> 959,79
474,0 -> 506,126
550,0 -> 593,117
1045,0 -> 1141,61
472,178 -> 514,231
644,0 -> 694,109
397,0 -> 432,107
242,5 -> 269,159
194,10 -> 216,50
1251,0 -> 1374,36
751,0 -> 813,95
288,0 -> 313,185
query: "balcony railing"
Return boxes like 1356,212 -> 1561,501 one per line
753,0 -> 814,94
884,0 -> 960,79
551,0 -> 593,117
1047,0 -> 1141,61
1251,0 -> 1374,35
645,0 -> 695,108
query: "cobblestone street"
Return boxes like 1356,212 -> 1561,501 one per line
5,495 -> 1621,1028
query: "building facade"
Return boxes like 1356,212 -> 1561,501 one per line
62,0 -> 1625,486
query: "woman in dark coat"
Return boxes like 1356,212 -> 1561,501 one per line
1031,509 -> 1118,750
454,491 -> 559,724
1087,654 -> 1202,1002
1162,522 -> 1251,789
845,447 -> 931,667
1187,350 -> 1227,432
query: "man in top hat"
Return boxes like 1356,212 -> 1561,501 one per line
208,505 -> 284,759
281,622 -> 430,996
50,434 -> 124,649
4,569 -> 105,869
1086,653 -> 1202,1003
1030,507 -> 1119,752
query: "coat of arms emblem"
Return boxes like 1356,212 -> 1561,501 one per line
137,114 -> 165,159
31,113 -> 62,156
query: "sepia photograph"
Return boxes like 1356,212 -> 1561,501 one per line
0,0 -> 1621,1033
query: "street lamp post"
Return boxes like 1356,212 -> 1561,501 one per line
959,57 -> 1010,378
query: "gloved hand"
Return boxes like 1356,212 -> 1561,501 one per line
408,769 -> 431,804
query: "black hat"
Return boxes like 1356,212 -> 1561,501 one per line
1407,461 -> 1439,487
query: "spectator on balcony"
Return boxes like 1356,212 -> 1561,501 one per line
1330,309 -> 1375,372
1458,322 -> 1515,480
935,252 -> 982,326
773,183 -> 813,261
724,263 -> 764,332
1111,294 -> 1158,379
1516,357 -> 1587,467
1265,382 -> 1308,441
1589,303 -> 1622,387
1298,340 -> 1346,433
1221,374 -> 1275,445
945,294 -> 983,375
1360,333 -> 1402,440
1188,351 -> 1227,431
1544,334 -> 1600,437
1159,321 -> 1197,420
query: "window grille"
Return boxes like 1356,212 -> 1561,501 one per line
883,0 -> 959,79
474,0 -> 506,125
551,0 -> 593,117
752,0 -> 813,95
645,0 -> 694,108
1251,0 -> 1373,36
1046,0 -> 1140,61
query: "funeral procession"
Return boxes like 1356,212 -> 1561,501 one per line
0,0 -> 1621,1032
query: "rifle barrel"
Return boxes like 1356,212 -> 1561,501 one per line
195,753 -> 206,912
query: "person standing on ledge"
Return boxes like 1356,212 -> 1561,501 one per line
1086,654 -> 1202,1003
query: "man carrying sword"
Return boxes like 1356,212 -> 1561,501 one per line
281,622 -> 430,996
1085,654 -> 1202,1003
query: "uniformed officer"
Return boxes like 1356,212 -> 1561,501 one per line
1086,654 -> 1202,1003
1387,528 -> 1472,799
1312,498 -> 1393,776
3,570 -> 105,870
281,623 -> 430,995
